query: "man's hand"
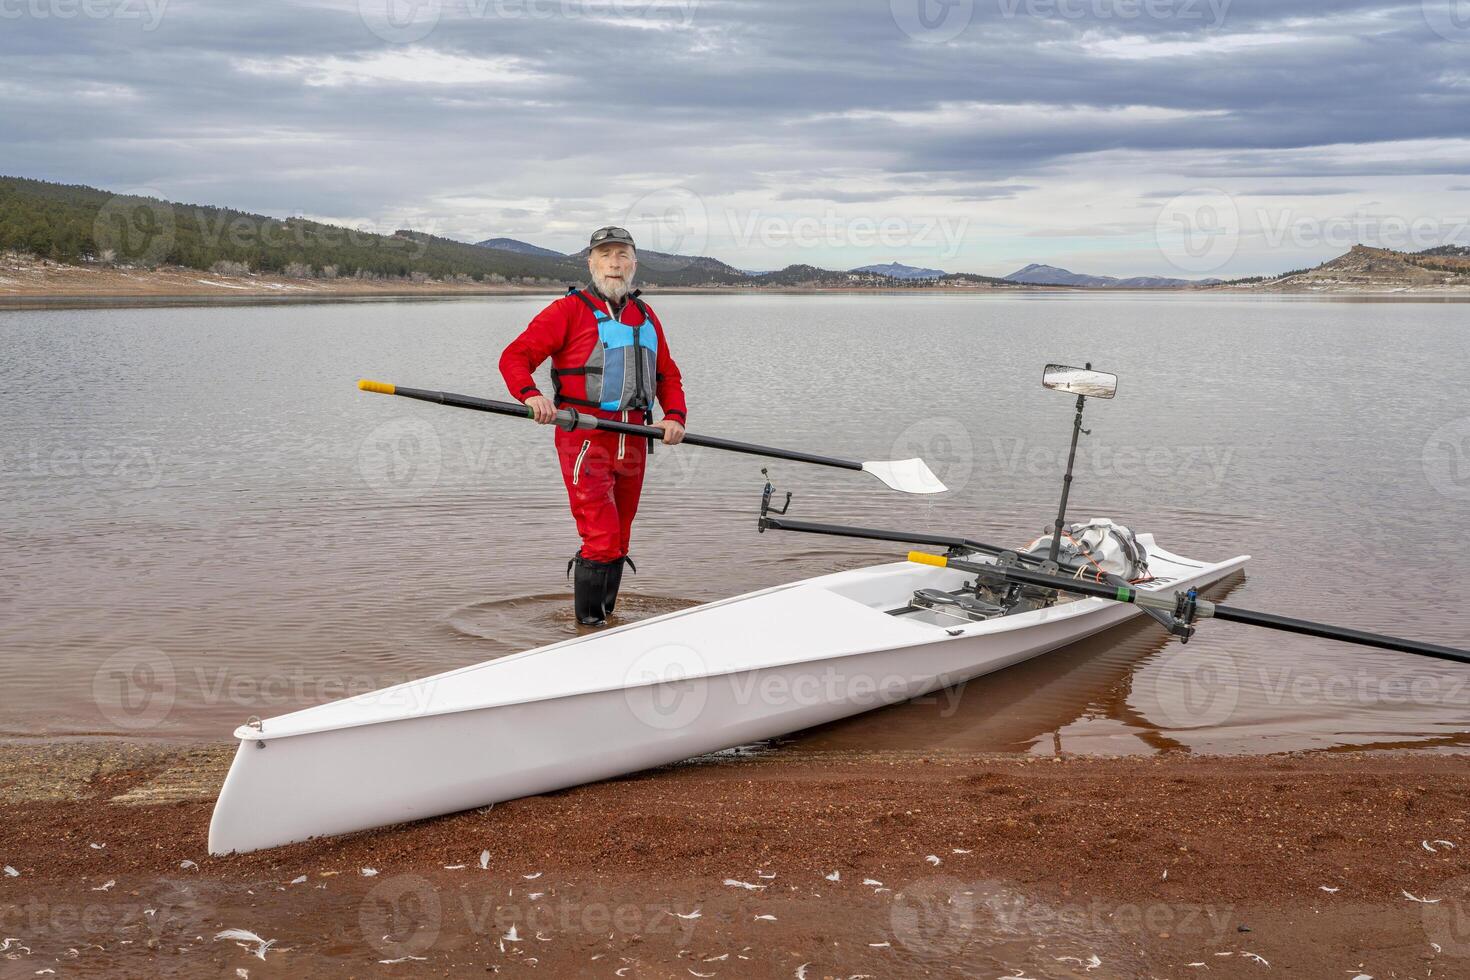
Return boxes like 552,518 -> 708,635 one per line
525,395 -> 557,424
655,418 -> 686,445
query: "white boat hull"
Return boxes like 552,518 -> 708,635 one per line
209,535 -> 1248,854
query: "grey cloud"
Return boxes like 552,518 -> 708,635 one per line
0,0 -> 1465,262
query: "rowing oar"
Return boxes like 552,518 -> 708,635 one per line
356,380 -> 947,494
908,552 -> 1470,664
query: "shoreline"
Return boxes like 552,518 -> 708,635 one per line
8,287 -> 1470,313
5,256 -> 1470,312
2,740 -> 1467,976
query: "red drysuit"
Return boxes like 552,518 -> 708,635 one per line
499,290 -> 687,563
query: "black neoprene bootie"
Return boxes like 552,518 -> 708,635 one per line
568,553 -> 616,626
603,556 -> 636,616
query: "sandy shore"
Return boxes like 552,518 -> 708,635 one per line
2,742 -> 1467,977
0,255 -> 554,309
6,255 -> 1469,311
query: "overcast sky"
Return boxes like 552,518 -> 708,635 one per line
5,0 -> 1470,277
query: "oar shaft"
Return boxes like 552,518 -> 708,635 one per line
910,552 -> 1470,663
1210,604 -> 1470,665
364,381 -> 865,473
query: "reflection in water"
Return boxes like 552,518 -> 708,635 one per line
777,575 -> 1247,758
445,593 -> 700,647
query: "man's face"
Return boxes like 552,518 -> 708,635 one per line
588,243 -> 636,299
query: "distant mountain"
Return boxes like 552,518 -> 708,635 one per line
1248,244 -> 1470,290
1005,262 -> 1220,288
1418,244 -> 1470,259
851,261 -> 946,280
475,237 -> 564,258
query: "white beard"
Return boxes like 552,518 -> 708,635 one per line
591,269 -> 633,302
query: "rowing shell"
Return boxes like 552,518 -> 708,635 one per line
208,532 -> 1248,854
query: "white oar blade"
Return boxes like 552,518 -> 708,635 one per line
860,459 -> 948,495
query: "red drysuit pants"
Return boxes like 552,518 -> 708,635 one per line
555,424 -> 647,563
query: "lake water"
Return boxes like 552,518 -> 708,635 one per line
2,292 -> 1468,754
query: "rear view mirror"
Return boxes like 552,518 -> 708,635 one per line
1042,363 -> 1117,399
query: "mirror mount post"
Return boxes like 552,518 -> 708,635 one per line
1048,362 -> 1092,565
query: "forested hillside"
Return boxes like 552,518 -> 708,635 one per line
0,177 -> 741,285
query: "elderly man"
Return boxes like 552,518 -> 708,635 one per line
499,226 -> 687,627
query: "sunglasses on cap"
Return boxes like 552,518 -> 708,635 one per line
589,226 -> 636,249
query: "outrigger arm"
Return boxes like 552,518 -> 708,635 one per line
757,481 -> 1470,665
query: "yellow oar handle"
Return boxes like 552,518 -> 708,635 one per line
358,379 -> 397,395
907,551 -> 949,568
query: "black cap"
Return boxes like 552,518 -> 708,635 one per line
588,226 -> 636,251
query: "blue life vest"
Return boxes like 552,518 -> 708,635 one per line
552,288 -> 659,413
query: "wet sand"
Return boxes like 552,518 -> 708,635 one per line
3,741 -> 1469,977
